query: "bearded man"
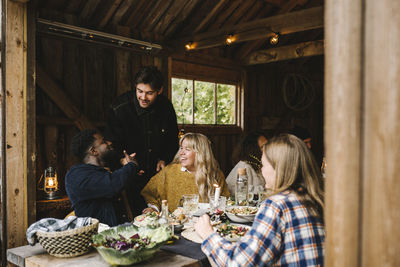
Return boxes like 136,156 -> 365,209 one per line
65,129 -> 140,226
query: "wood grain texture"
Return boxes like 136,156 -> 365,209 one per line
5,0 -> 28,249
245,40 -> 324,65
362,0 -> 400,266
324,0 -> 363,266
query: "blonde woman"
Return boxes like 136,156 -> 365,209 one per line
141,133 -> 230,212
195,134 -> 324,266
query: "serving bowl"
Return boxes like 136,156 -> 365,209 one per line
92,224 -> 172,266
225,206 -> 258,223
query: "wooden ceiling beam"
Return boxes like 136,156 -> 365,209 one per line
263,0 -> 284,6
98,0 -> 123,28
182,6 -> 323,50
193,0 -> 228,33
236,0 -> 309,59
164,0 -> 200,37
111,0 -> 135,25
79,0 -> 101,24
153,0 -> 185,34
144,0 -> 174,32
208,0 -> 242,31
244,39 -> 324,65
36,65 -> 96,130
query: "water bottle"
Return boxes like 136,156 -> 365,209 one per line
235,168 -> 248,206
158,200 -> 169,226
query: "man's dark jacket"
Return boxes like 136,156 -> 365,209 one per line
105,91 -> 179,189
65,162 -> 137,226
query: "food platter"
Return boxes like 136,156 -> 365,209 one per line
225,206 -> 258,223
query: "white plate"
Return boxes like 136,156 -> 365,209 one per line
216,224 -> 251,242
192,203 -> 210,217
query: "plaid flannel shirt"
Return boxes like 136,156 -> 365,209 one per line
202,192 -> 325,266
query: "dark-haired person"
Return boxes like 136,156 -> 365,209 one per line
195,134 -> 325,266
225,131 -> 267,195
105,66 -> 179,215
65,129 -> 140,226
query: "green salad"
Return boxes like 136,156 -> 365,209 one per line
92,224 -> 172,266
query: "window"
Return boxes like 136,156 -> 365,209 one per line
171,78 -> 236,125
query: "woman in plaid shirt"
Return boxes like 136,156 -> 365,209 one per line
195,134 -> 325,266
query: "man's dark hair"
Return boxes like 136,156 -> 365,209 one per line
70,129 -> 98,162
134,66 -> 163,91
232,131 -> 266,172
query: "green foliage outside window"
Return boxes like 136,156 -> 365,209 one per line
171,78 -> 236,125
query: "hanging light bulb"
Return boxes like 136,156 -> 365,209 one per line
185,41 -> 194,50
225,34 -> 235,45
270,33 -> 279,45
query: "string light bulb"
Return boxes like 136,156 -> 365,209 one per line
270,32 -> 279,45
185,41 -> 194,50
225,34 -> 235,45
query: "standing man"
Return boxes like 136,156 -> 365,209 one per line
105,66 -> 179,215
66,129 -> 140,226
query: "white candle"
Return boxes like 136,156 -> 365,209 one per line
214,186 -> 221,203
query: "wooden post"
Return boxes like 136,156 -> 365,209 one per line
362,0 -> 400,266
324,0 -> 363,266
326,0 -> 400,266
5,0 -> 29,249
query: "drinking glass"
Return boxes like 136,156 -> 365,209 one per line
182,194 -> 199,217
248,185 -> 255,205
209,195 -> 227,212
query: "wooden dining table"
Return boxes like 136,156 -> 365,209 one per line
7,243 -> 202,267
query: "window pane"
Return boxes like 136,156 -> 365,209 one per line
217,84 -> 235,124
194,81 -> 214,124
171,78 -> 193,124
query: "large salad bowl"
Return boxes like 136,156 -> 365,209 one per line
92,224 -> 172,266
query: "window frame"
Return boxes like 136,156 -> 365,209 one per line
171,75 -> 242,130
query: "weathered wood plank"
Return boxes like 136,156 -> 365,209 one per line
193,0 -> 228,33
5,0 -> 28,250
208,0 -> 242,31
26,0 -> 37,227
182,6 -> 323,50
245,40 -> 324,65
164,0 -> 200,37
115,27 -> 132,95
324,0 -> 363,266
362,0 -> 400,266
144,0 -> 174,32
154,0 -> 186,34
79,0 -> 101,23
111,0 -> 135,25
222,0 -> 255,27
172,61 -> 241,84
98,0 -> 123,28
36,65 -> 96,130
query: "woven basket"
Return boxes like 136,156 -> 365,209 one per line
36,218 -> 99,258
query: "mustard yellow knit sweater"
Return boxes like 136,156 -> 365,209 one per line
141,163 -> 230,212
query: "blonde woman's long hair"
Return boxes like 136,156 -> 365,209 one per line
173,133 -> 221,202
264,134 -> 324,218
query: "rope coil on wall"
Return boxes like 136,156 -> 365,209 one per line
282,73 -> 315,111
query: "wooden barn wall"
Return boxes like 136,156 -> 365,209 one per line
35,36 -> 165,199
245,56 -> 324,163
